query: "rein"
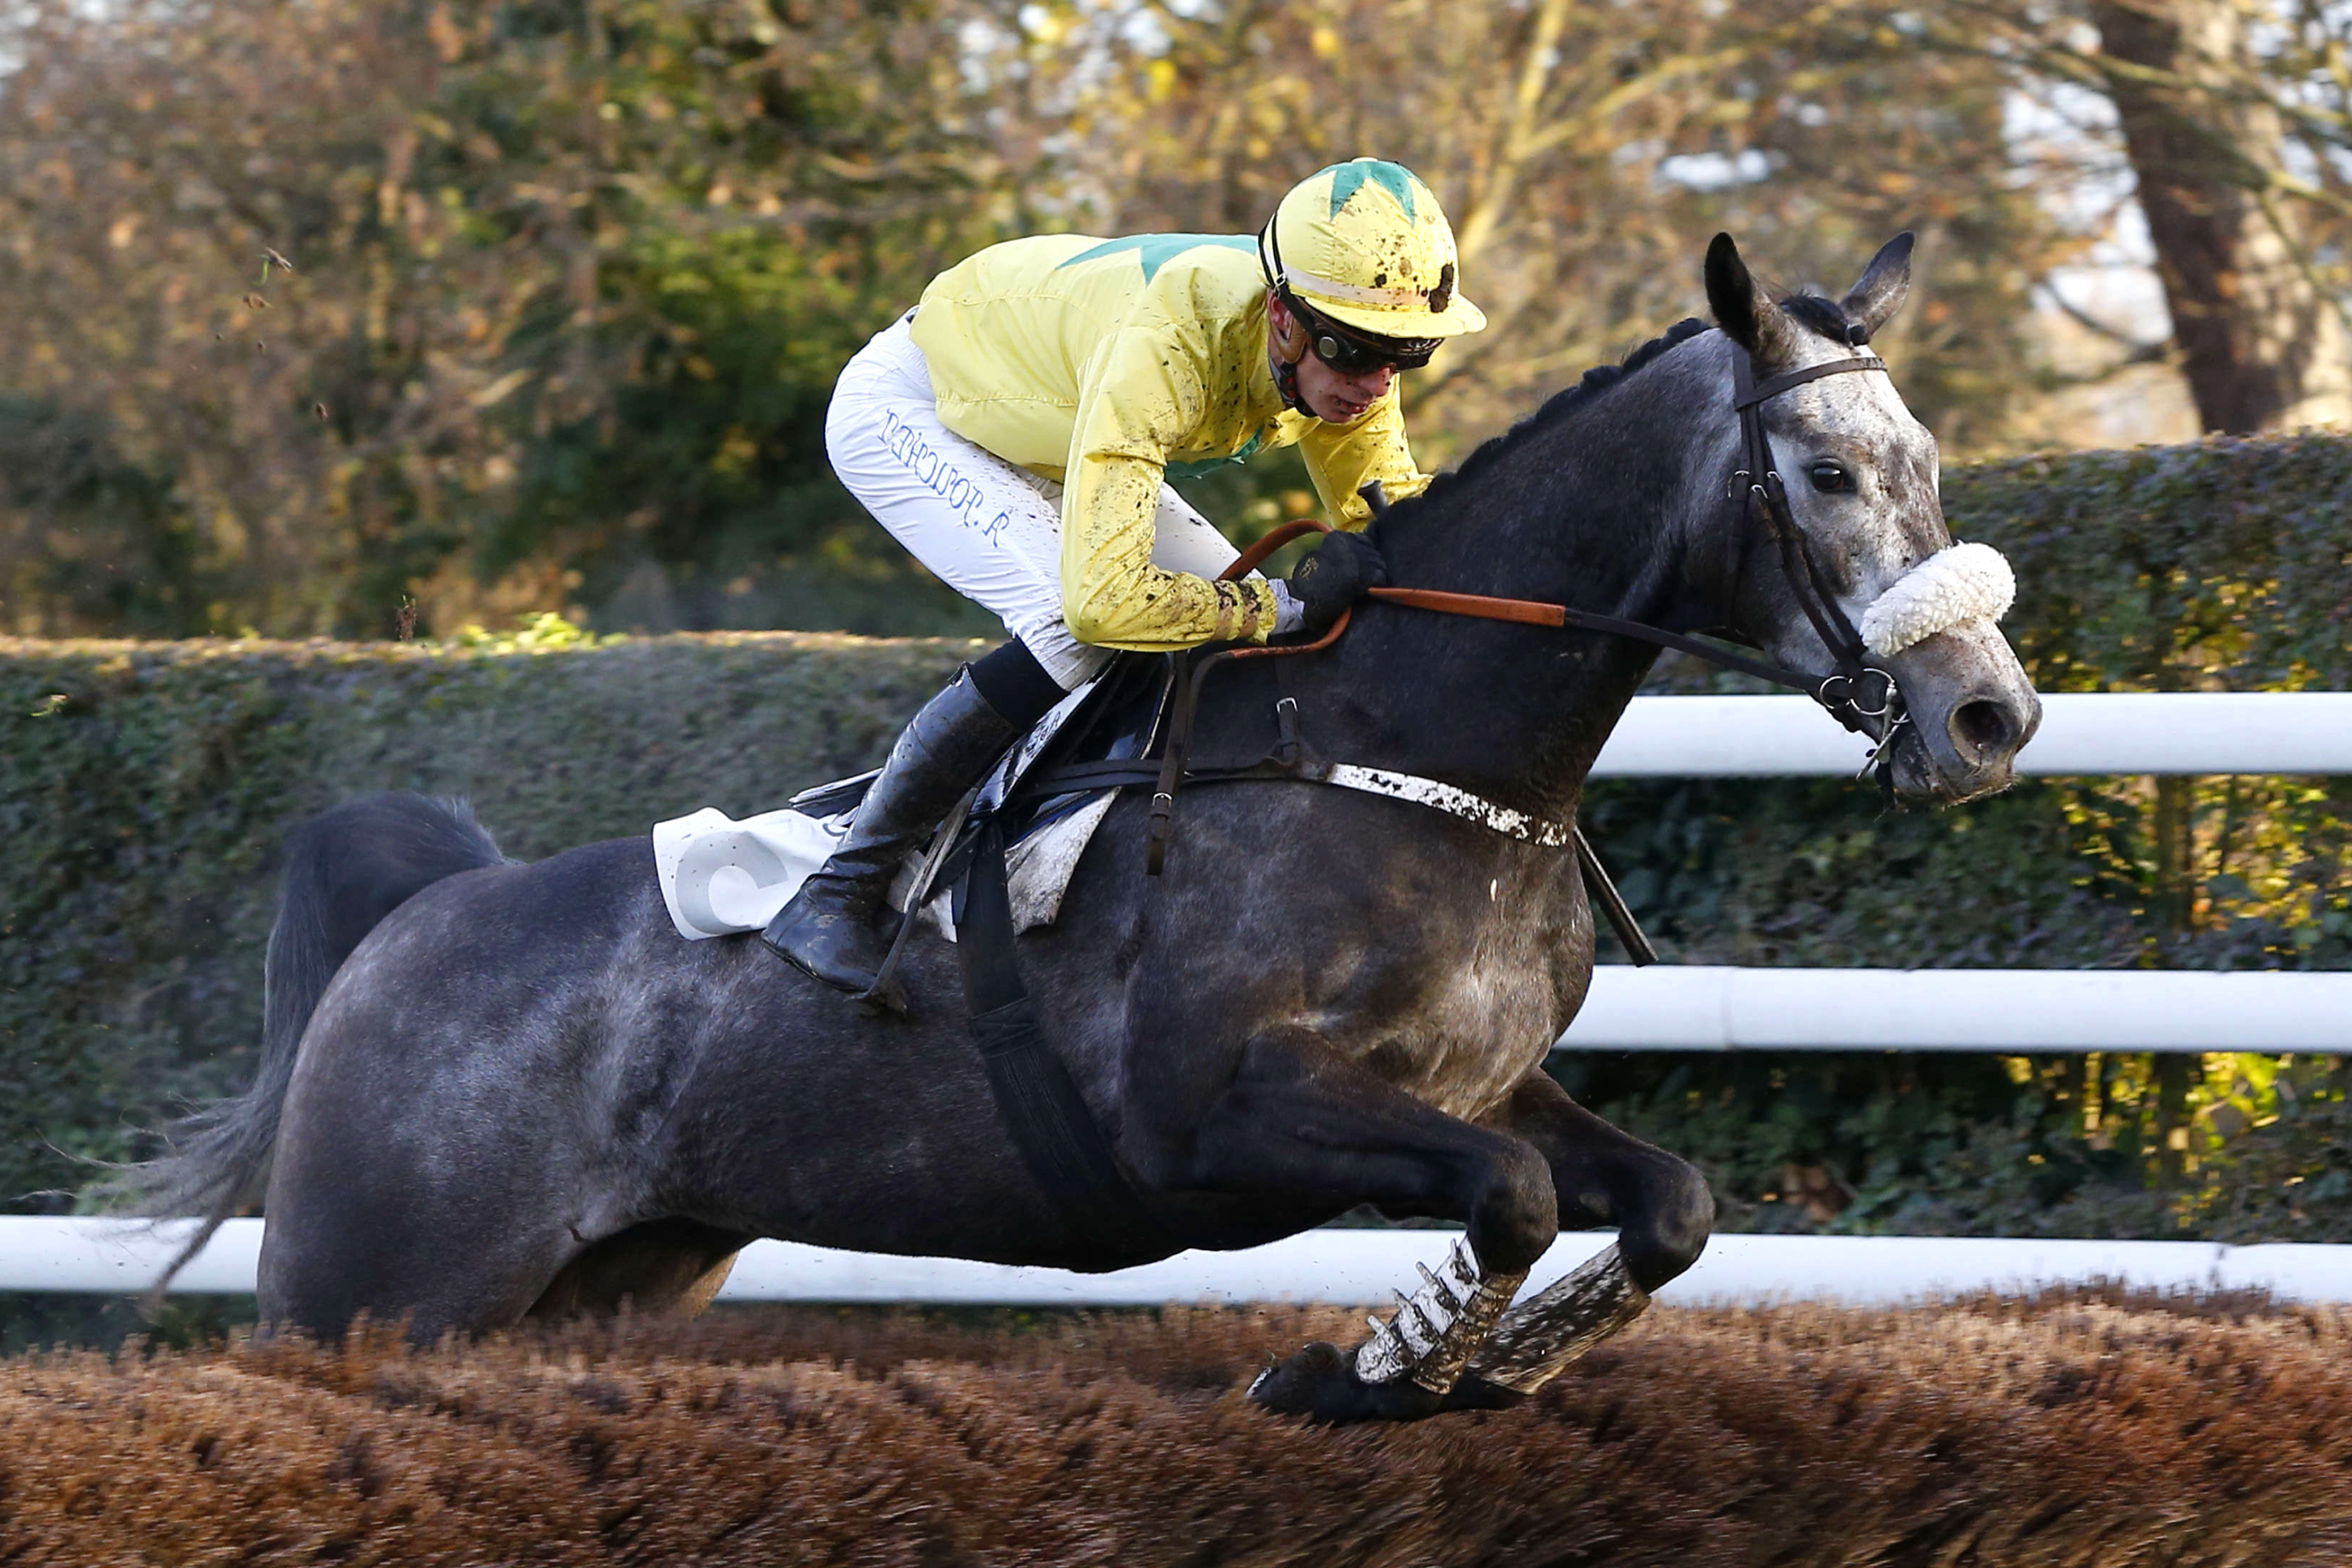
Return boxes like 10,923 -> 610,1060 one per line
1118,349 -> 1903,922
1349,351 -> 1903,722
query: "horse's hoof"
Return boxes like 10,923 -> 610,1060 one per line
1244,1341 -> 1447,1424
1437,1372 -> 1527,1413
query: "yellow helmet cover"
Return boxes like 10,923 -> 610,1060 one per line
1258,159 -> 1487,341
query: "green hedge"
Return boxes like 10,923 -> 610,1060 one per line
1,625 -> 976,1217
1952,434 -> 2352,692
1582,433 -> 2352,1240
5,437 -> 2351,1251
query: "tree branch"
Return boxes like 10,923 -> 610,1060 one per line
2041,283 -> 2166,353
1451,0 -> 1572,266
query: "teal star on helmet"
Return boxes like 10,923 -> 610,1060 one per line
1258,159 -> 1486,340
1055,233 -> 1257,284
1325,159 -> 1420,222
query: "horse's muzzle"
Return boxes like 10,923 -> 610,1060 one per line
1884,624 -> 2043,805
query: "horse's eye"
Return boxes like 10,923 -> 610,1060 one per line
1808,461 -> 1851,494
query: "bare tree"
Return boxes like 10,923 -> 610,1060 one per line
1044,0 -> 2078,460
2084,0 -> 2352,431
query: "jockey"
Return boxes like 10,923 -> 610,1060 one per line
764,158 -> 1487,996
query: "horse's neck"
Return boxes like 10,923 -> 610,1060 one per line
1291,347 -> 1731,819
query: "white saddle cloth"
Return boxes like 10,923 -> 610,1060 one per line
653,792 -> 1117,944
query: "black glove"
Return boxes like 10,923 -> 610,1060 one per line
1284,530 -> 1388,635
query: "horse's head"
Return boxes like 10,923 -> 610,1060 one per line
1700,232 -> 2040,805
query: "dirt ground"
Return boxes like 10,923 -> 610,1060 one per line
3,1290 -> 2347,1567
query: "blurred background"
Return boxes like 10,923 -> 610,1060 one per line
4,0 -> 2348,645
9,5 -> 2352,1319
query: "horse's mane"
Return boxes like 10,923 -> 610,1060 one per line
1415,317 -> 1713,503
1777,291 -> 1857,344
1411,292 -> 1856,505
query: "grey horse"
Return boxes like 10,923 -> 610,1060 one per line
119,233 -> 2039,1422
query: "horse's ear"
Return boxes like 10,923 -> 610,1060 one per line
1704,232 -> 1794,366
1840,232 -> 1915,341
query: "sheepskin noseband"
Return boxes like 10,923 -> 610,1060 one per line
1858,542 -> 2014,661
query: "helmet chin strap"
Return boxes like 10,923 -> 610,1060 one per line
1268,293 -> 1320,419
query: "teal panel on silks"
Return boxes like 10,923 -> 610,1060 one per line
1054,233 -> 1256,283
1164,431 -> 1265,481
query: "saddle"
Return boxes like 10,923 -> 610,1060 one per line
651,655 -> 1168,949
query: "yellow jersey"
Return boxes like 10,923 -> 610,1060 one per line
909,233 -> 1434,652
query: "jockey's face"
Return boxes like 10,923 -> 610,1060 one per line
1267,292 -> 1396,425
1298,350 -> 1393,426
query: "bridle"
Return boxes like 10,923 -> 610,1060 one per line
1200,349 -> 1913,738
1728,349 -> 1904,742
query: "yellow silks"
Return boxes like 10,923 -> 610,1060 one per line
910,232 -> 1435,653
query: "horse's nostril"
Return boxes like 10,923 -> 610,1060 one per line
1950,698 -> 2015,761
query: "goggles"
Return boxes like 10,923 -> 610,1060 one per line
1285,291 -> 1441,375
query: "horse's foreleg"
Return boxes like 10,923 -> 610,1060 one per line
1169,1030 -> 1557,1421
1458,1069 -> 1714,1397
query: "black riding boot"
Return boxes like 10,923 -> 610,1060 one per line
762,667 -> 1023,995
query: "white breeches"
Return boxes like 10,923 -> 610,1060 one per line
824,315 -> 1241,691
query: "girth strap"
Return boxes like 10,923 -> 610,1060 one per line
958,814 -> 1174,1247
1026,755 -> 1571,846
1019,749 -> 1656,963
1319,763 -> 1574,848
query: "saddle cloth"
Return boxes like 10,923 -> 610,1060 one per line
653,659 -> 1166,944
653,790 -> 1114,944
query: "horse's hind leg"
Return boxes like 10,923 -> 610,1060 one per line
261,1054 -> 629,1344
1456,1069 -> 1714,1400
1166,1030 -> 1558,1423
259,1192 -> 582,1346
527,1218 -> 749,1322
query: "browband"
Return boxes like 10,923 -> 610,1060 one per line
1732,355 -> 1886,410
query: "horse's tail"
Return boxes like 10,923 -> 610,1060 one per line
110,793 -> 507,1293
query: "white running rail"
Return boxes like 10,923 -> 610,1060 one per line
10,1217 -> 2351,1306
1591,691 -> 2352,777
1559,965 -> 2352,1054
1572,690 -> 2352,1055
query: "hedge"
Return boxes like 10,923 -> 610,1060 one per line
1586,433 -> 2352,1241
4,436 -> 2351,1257
1,624 -> 977,1217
